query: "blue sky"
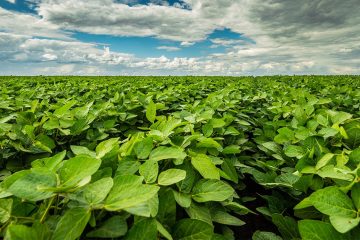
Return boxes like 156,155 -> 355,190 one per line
73,29 -> 245,58
0,0 -> 359,75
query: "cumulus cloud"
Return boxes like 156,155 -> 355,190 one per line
129,56 -> 198,70
0,32 -> 200,74
38,64 -> 102,75
0,7 -> 68,39
0,0 -> 359,75
240,0 -> 360,74
156,46 -> 181,51
180,41 -> 195,47
210,38 -> 251,47
0,32 -> 134,65
36,0 -> 241,42
38,1 -> 198,42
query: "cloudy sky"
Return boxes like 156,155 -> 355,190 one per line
0,0 -> 359,75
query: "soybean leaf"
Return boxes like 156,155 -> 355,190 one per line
192,179 -> 234,202
92,167 -> 113,182
124,194 -> 158,217
211,207 -> 245,226
53,100 -> 77,118
0,198 -> 12,223
344,121 -> 360,149
298,220 -> 350,240
252,231 -> 283,240
176,161 -> 197,193
116,160 -> 140,176
284,145 -> 305,158
315,153 -> 334,170
191,154 -> 220,180
173,219 -> 214,240
149,146 -> 187,161
310,186 -> 356,217
70,145 -> 96,157
202,123 -> 213,137
8,168 -> 57,201
31,150 -> 66,171
70,177 -> 113,205
134,137 -> 153,159
222,145 -> 241,155
331,112 -> 352,124
52,208 -> 91,240
186,202 -> 212,225
139,159 -> 158,183
351,183 -> 360,210
59,155 -> 101,188
5,224 -> 38,240
197,138 -> 223,151
146,100 -> 157,123
32,222 -> 51,240
319,128 -> 339,138
329,215 -> 360,233
105,175 -> 159,211
271,214 -> 300,239
317,165 -> 353,181
157,188 -> 177,227
209,118 -> 226,128
125,218 -> 157,240
87,216 -> 128,238
158,169 -> 186,186
96,138 -> 119,159
221,158 -> 238,183
156,220 -> 173,240
173,190 -> 192,208
261,142 -> 282,154
34,135 -> 55,153
0,170 -> 30,198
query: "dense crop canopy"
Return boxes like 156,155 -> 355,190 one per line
0,76 -> 360,239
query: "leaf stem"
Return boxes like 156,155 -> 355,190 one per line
40,196 -> 56,223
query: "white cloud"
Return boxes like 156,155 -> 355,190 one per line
157,46 -> 181,51
38,64 -> 102,75
0,32 -> 200,73
0,7 -> 68,39
0,32 -> 127,64
180,41 -> 195,47
1,28 -> 357,75
210,38 -> 251,47
54,64 -> 75,74
134,56 -> 198,70
42,53 -> 58,61
329,66 -> 359,75
37,0 -> 240,42
6,0 -> 16,3
1,0 -> 359,75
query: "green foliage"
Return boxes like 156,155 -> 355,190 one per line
298,220 -> 350,240
104,175 -> 159,211
1,75 -> 360,239
192,179 -> 234,202
86,216 -> 128,238
191,153 -> 220,179
146,100 -> 157,123
52,208 -> 91,240
172,219 -> 214,240
158,169 -> 186,186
